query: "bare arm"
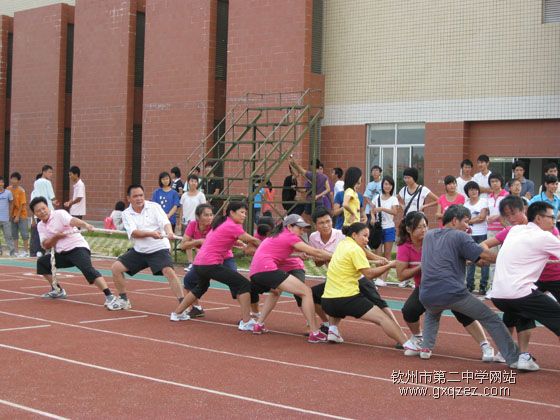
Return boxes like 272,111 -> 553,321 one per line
364,248 -> 389,265
359,261 -> 396,280
469,207 -> 488,225
396,260 -> 421,281
420,192 -> 439,211
293,241 -> 332,261
477,249 -> 497,265
239,232 -> 260,247
180,234 -> 204,251
435,202 -> 443,220
480,237 -> 501,251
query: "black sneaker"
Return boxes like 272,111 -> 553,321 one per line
319,323 -> 329,335
187,306 -> 205,318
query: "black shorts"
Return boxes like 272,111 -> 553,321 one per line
251,270 -> 290,290
536,280 -> 560,302
118,248 -> 173,276
192,264 -> 251,299
402,287 -> 474,327
310,277 -> 389,309
252,269 -> 307,305
492,289 -> 560,335
37,247 -> 100,284
321,294 -> 374,319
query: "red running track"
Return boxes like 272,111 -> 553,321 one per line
0,259 -> 559,419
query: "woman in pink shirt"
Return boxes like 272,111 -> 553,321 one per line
249,214 -> 332,342
171,201 -> 260,330
436,176 -> 465,227
396,211 -> 495,361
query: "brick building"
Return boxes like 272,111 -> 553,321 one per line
0,0 -> 559,220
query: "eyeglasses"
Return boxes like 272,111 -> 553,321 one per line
540,214 -> 556,220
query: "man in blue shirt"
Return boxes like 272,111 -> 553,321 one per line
364,165 -> 382,222
529,175 -> 560,222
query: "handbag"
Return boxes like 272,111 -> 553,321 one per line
368,195 -> 383,249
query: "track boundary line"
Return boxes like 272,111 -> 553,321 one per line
79,315 -> 149,324
0,325 -> 51,332
0,343 -> 353,419
0,398 -> 68,419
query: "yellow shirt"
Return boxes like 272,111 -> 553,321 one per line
323,237 -> 370,298
343,188 -> 360,226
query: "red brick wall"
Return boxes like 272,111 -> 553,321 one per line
71,0 -> 137,219
321,125 -> 367,174
141,0 -> 216,195
469,120 -> 560,158
10,4 -> 73,198
0,16 -> 12,177
424,122 -> 469,195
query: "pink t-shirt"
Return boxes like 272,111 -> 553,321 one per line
185,221 -> 210,243
496,226 -> 560,282
437,194 -> 465,227
278,257 -> 305,272
194,217 -> 244,265
487,190 -> 509,231
249,229 -> 302,275
37,210 -> 89,253
396,241 -> 422,287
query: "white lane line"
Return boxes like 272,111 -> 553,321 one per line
0,343 -> 353,420
203,307 -> 230,312
79,315 -> 149,324
0,398 -> 68,419
2,308 -> 560,407
0,324 -> 51,332
0,297 -> 36,302
21,285 -> 54,289
132,286 -> 171,292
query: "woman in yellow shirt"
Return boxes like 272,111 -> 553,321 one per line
321,222 -> 420,354
342,167 -> 363,226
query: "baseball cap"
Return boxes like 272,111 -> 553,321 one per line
283,214 -> 310,228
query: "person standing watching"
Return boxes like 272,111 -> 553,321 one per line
64,166 -> 86,219
506,161 -> 534,199
34,165 -> 59,210
8,172 -> 30,257
0,177 -> 15,256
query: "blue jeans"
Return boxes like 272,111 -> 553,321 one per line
466,234 -> 489,292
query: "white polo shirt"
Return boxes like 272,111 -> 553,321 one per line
309,229 -> 344,253
122,201 -> 171,254
489,223 -> 560,299
70,179 -> 86,216
473,171 -> 491,199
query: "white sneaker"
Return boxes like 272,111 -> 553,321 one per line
374,278 -> 387,287
106,297 -> 131,311
420,348 -> 432,359
238,318 -> 256,331
516,353 -> 540,371
493,352 -> 506,363
327,331 -> 344,343
104,295 -> 117,308
399,280 -> 412,288
41,288 -> 67,299
481,344 -> 495,362
403,338 -> 421,356
18,251 -> 29,258
184,263 -> 193,272
170,311 -> 190,321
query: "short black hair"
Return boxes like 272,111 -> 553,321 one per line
477,154 -> 490,164
499,195 -> 525,216
158,171 -> 171,187
187,174 -> 199,183
464,180 -> 480,196
333,167 -> 343,179
527,201 -> 554,222
443,175 -> 456,186
488,172 -> 504,188
9,172 -> 21,180
442,204 -> 471,226
35,173 -> 42,180
508,178 -> 521,188
127,184 -> 144,196
341,222 -> 368,237
403,167 -> 419,182
312,206 -> 331,223
460,159 -> 473,168
42,165 -> 53,173
370,165 -> 382,173
544,174 -> 558,185
170,166 -> 181,178
29,196 -> 48,212
69,166 -> 80,176
543,162 -> 558,173
512,160 -> 525,171
115,201 -> 126,211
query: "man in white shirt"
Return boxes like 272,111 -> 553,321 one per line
33,165 -> 59,210
490,201 -> 560,370
472,154 -> 492,199
456,159 -> 474,199
64,166 -> 86,219
109,184 -> 184,310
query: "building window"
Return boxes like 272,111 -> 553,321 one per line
215,0 -> 229,81
367,123 -> 425,192
311,0 -> 324,74
543,0 -> 560,23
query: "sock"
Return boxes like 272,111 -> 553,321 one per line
178,297 -> 184,303
102,288 -> 112,297
480,341 -> 489,348
194,305 -> 202,310
119,293 -> 128,300
54,284 -> 62,292
328,325 -> 339,334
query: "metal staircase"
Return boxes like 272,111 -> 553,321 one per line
185,89 -> 323,228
